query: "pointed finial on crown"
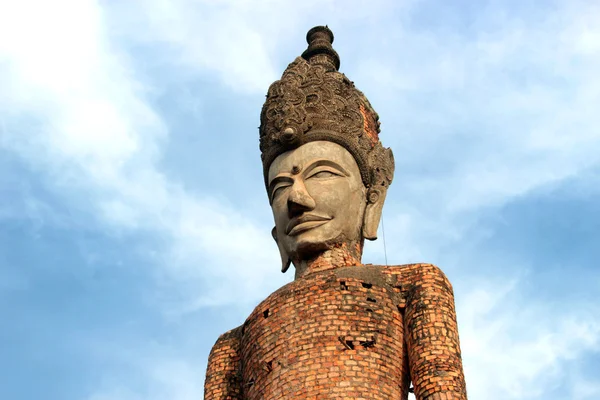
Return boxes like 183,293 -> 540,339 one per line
301,25 -> 340,71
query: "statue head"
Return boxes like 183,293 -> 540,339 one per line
259,26 -> 395,275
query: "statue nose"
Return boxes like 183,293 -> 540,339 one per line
287,182 -> 316,217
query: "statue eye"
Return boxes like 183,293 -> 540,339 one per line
308,170 -> 340,179
272,187 -> 283,199
271,183 -> 291,200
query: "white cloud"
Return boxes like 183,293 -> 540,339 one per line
458,278 -> 600,399
0,0 -> 286,312
106,0 -> 279,94
354,1 -> 600,217
105,0 -> 411,94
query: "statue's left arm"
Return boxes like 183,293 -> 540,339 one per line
395,263 -> 468,400
204,326 -> 243,399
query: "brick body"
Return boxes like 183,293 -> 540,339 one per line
205,263 -> 467,399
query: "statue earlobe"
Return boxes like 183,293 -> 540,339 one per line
272,227 -> 292,273
362,188 -> 387,240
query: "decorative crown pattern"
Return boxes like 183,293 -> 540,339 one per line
259,26 -> 394,192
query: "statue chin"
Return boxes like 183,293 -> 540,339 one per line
286,231 -> 362,266
290,239 -> 331,262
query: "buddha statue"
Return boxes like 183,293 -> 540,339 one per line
204,26 -> 467,400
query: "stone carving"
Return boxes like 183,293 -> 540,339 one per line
205,26 -> 468,400
269,140 -> 370,277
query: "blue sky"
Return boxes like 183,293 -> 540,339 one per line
1,0 -> 599,399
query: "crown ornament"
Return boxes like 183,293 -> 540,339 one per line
259,26 -> 394,192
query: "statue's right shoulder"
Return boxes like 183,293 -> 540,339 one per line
384,263 -> 454,292
214,325 -> 243,344
204,326 -> 243,400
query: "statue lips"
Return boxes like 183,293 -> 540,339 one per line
286,214 -> 332,236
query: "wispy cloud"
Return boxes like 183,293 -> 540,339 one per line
0,0 -> 286,311
458,278 -> 600,398
354,0 -> 600,216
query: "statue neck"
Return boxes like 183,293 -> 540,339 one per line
293,241 -> 363,280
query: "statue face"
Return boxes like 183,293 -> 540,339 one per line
268,141 -> 367,262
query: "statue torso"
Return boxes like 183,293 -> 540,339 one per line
205,263 -> 467,400
240,265 -> 411,400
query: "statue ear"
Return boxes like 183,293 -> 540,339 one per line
362,188 -> 387,240
272,227 -> 292,273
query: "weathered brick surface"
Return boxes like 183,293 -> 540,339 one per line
205,327 -> 243,399
385,264 -> 468,400
204,264 -> 467,399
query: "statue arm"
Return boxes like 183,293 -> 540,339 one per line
402,264 -> 468,400
204,326 -> 243,400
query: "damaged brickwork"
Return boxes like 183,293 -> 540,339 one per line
205,264 -> 467,399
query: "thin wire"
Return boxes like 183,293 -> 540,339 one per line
381,208 -> 388,266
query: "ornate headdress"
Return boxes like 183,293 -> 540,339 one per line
259,26 -> 394,193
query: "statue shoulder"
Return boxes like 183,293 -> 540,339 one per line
384,262 -> 454,292
210,325 -> 242,353
205,326 -> 243,399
